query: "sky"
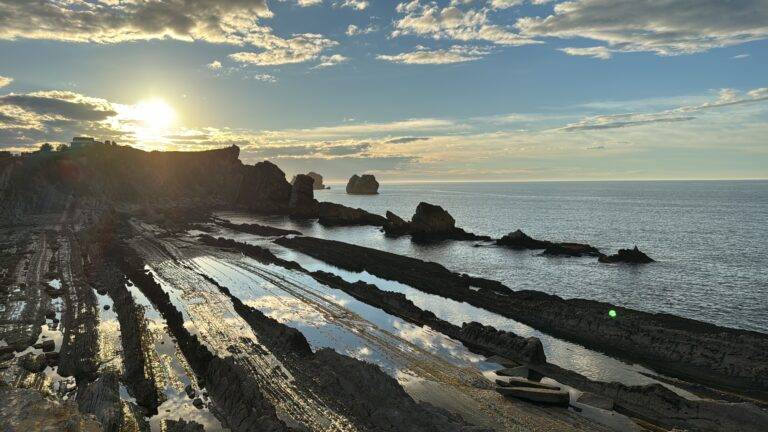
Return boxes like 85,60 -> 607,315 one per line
0,0 -> 767,181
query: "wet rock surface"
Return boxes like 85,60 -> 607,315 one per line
0,386 -> 101,431
598,246 -> 654,264
345,174 -> 379,194
165,418 -> 206,431
76,371 -> 123,432
214,218 -> 302,236
275,235 -> 768,399
383,203 -> 491,242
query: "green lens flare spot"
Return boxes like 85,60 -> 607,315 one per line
608,309 -> 617,318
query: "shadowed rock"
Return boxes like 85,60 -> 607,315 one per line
383,202 -> 491,242
307,172 -> 327,190
288,174 -> 318,219
346,174 -> 379,194
497,229 -> 601,257
599,246 -> 654,264
317,202 -> 386,227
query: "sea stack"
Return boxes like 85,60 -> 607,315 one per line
306,172 -> 327,190
288,174 -> 319,219
346,174 -> 379,194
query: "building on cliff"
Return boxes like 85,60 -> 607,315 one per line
70,136 -> 105,149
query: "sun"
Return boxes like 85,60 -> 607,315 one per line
133,98 -> 176,131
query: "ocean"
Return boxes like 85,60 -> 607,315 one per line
257,180 -> 768,334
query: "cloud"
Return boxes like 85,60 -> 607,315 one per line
297,0 -> 323,6
560,87 -> 768,131
207,60 -> 223,70
0,91 -> 117,121
229,33 -> 338,65
385,136 -> 431,144
377,45 -> 491,64
393,1 -> 539,46
559,46 -> 612,59
346,24 -> 377,36
312,54 -> 349,69
0,76 -> 12,88
516,0 -> 768,56
0,0 -> 272,44
733,54 -> 751,59
0,1 -> 338,67
339,0 -> 369,10
253,74 -> 277,83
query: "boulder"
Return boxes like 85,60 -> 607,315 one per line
346,174 -> 379,194
317,202 -> 386,226
288,174 -> 319,219
599,246 -> 654,264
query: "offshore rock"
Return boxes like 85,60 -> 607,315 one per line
288,174 -> 318,219
497,229 -> 601,257
317,202 -> 386,227
307,171 -> 327,190
346,174 -> 379,194
599,246 -> 654,264
383,202 -> 491,242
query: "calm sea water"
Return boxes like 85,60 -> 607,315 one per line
270,180 -> 768,334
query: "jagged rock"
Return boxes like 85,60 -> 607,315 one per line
0,387 -> 101,431
192,398 -> 204,409
599,246 -> 654,264
19,353 -> 47,373
346,174 -> 379,194
307,171 -> 327,190
460,322 -> 546,364
288,174 -> 319,219
184,384 -> 196,399
383,203 -> 490,241
213,219 -> 301,236
317,202 -> 386,226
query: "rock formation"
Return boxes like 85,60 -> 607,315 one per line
288,174 -> 319,219
317,202 -> 387,226
237,160 -> 292,214
383,202 -> 490,241
306,171 -> 327,190
599,246 -> 654,264
346,174 -> 379,194
497,229 -> 601,257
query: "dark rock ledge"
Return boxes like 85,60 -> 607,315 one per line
274,235 -> 768,400
207,233 -> 768,432
497,229 -> 601,257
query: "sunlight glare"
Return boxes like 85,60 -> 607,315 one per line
134,98 -> 175,131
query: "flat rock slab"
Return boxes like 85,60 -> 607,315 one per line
496,386 -> 570,406
496,377 -> 561,391
576,392 -> 614,410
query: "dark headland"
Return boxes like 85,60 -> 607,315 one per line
1,144 -> 766,432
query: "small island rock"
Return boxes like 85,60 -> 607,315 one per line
598,246 -> 654,264
346,174 -> 379,195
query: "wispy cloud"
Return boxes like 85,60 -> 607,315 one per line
378,45 -> 491,64
0,76 -> 12,88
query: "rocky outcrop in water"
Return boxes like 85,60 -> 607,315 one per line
317,202 -> 387,227
383,202 -> 491,242
306,172 -> 327,190
237,160 -> 292,214
496,229 -> 601,257
598,246 -> 654,264
346,174 -> 379,194
213,218 -> 301,236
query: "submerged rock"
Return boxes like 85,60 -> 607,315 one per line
317,202 -> 386,227
346,174 -> 379,194
599,246 -> 654,264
